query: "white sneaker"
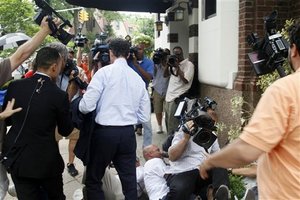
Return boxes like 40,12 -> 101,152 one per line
73,188 -> 83,200
156,125 -> 163,134
8,184 -> 16,197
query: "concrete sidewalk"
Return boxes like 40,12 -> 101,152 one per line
4,113 -> 168,200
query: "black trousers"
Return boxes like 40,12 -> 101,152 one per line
85,125 -> 137,200
11,174 -> 64,200
165,168 -> 229,200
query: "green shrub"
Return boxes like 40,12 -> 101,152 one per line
229,174 -> 246,199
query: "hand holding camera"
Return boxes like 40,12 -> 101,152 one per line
34,0 -> 74,45
39,16 -> 59,35
128,46 -> 138,62
182,120 -> 196,138
167,55 -> 180,76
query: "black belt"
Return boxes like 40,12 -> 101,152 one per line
95,124 -> 133,129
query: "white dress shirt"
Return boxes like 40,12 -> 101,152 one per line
144,158 -> 169,200
79,58 -> 150,126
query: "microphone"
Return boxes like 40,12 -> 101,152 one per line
36,78 -> 45,93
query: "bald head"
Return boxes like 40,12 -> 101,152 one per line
143,144 -> 162,161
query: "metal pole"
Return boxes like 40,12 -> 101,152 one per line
56,7 -> 83,12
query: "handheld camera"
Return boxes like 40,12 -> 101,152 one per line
175,97 -> 218,150
34,0 -> 74,45
247,10 -> 289,77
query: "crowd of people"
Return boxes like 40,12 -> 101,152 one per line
0,12 -> 299,200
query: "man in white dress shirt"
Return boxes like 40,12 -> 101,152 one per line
143,144 -> 169,200
79,38 -> 150,200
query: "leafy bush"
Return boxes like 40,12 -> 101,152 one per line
132,33 -> 154,58
229,174 -> 246,199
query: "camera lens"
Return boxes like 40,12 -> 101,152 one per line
168,55 -> 178,65
193,128 -> 212,145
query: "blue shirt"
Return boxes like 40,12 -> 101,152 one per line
128,57 -> 154,88
152,64 -> 169,96
79,58 -> 150,126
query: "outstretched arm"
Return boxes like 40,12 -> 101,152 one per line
199,138 -> 263,179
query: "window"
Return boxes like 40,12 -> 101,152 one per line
202,0 -> 216,20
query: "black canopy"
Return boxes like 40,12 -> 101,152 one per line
66,0 -> 172,13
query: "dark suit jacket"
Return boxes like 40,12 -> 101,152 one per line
2,74 -> 74,178
71,96 -> 96,166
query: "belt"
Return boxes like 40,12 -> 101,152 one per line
95,124 -> 133,129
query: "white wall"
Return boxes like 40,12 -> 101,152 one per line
154,6 -> 190,58
154,14 -> 170,50
198,0 -> 239,89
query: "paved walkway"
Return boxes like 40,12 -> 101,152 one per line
4,113 -> 168,200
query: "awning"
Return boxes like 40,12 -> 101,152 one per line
65,0 -> 173,13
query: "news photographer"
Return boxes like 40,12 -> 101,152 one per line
89,35 -> 110,76
165,98 -> 230,200
199,21 -> 300,200
46,42 -> 86,178
128,42 -> 154,147
152,48 -> 170,134
164,46 -> 194,134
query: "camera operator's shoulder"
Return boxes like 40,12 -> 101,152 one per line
273,72 -> 299,87
264,74 -> 299,99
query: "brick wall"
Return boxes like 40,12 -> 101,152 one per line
234,0 -> 300,91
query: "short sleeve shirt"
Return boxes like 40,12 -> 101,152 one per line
240,69 -> 300,199
165,59 -> 194,102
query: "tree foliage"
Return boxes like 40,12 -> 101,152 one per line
98,10 -> 123,37
0,0 -> 38,36
122,14 -> 154,39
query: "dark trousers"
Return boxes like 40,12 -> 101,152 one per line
11,174 -> 64,200
136,124 -> 143,129
85,125 -> 137,200
165,168 -> 229,200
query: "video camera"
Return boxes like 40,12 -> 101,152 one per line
74,33 -> 88,48
152,48 -> 169,65
167,53 -> 181,76
63,59 -> 88,90
128,46 -> 138,61
247,10 -> 289,77
174,97 -> 218,150
34,0 -> 74,45
91,33 -> 110,65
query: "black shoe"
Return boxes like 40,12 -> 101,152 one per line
67,163 -> 79,177
243,189 -> 256,200
135,128 -> 142,136
214,185 -> 230,200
